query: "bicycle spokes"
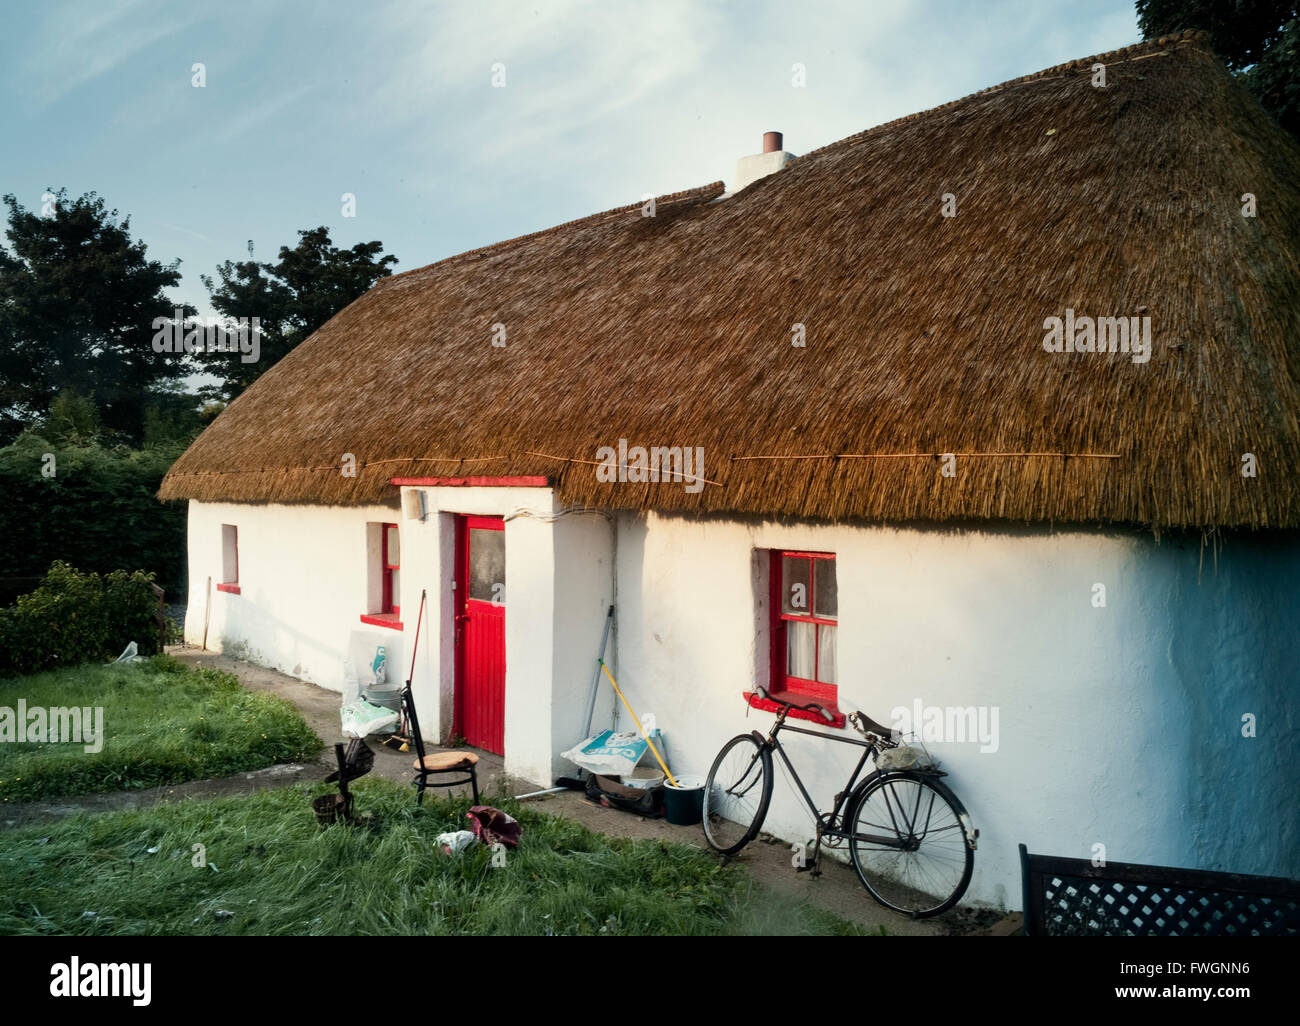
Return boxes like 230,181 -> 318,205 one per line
702,735 -> 773,856
849,775 -> 974,917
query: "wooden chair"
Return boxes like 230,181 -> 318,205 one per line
401,685 -> 479,804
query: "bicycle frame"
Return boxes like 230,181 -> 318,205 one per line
758,711 -> 902,848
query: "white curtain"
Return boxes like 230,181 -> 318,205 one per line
817,624 -> 836,684
786,621 -> 815,680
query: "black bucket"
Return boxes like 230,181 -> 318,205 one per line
662,775 -> 704,826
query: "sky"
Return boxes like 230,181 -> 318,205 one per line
1,0 -> 1141,320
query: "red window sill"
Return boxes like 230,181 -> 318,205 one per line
216,582 -> 241,594
360,613 -> 404,631
744,690 -> 845,728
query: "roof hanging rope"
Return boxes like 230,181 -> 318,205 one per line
168,448 -> 1121,480
521,449 -> 723,487
732,452 -> 1122,461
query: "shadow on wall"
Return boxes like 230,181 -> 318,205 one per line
1167,531 -> 1300,878
199,583 -> 405,700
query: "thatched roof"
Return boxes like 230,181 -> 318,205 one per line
161,32 -> 1300,530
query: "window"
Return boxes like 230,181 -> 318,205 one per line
361,522 -> 402,630
217,524 -> 239,594
381,523 -> 400,615
766,550 -> 840,722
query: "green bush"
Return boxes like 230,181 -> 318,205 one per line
0,432 -> 187,597
0,561 -> 163,677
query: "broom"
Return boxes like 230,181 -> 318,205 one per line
381,588 -> 426,751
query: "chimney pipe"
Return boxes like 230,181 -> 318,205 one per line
762,131 -> 783,154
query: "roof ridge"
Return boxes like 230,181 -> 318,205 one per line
376,32 -> 1213,291
795,30 -> 1212,163
378,180 -> 725,288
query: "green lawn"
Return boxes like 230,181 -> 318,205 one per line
0,655 -> 321,803
0,779 -> 864,936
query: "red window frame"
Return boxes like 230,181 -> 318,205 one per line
381,522 -> 399,617
360,523 -> 403,630
755,549 -> 843,726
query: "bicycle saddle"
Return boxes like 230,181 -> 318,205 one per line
849,711 -> 897,738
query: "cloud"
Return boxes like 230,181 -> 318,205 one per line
20,0 -> 202,107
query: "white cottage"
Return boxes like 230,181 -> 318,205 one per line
162,33 -> 1300,909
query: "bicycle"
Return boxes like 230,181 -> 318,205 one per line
701,687 -> 978,917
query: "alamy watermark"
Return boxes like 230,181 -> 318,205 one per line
891,699 -> 999,753
0,700 -> 104,753
1042,308 -> 1151,364
595,439 -> 706,493
50,958 -> 150,1005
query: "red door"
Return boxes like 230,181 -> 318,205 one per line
454,515 -> 506,754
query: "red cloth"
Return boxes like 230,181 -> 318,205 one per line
466,805 -> 522,848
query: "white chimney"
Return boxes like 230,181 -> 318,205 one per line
732,131 -> 795,193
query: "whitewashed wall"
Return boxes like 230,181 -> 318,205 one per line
612,513 -> 1300,909
184,500 -> 407,695
185,492 -> 615,789
186,497 -> 1300,910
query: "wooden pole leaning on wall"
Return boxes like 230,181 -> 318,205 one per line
202,576 -> 211,650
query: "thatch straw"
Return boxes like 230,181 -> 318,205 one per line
160,32 -> 1300,530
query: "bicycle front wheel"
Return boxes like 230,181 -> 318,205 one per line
848,772 -> 974,917
701,734 -> 773,855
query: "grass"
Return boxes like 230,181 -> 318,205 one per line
0,655 -> 321,802
0,779 -> 865,936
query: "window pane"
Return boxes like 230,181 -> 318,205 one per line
814,558 -> 837,619
222,524 -> 238,583
816,624 -> 836,684
469,528 -> 505,603
389,568 -> 400,611
385,524 -> 400,567
781,556 -> 811,615
786,620 -> 815,681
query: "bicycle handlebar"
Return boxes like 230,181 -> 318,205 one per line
751,686 -> 836,724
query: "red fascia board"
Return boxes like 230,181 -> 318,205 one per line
390,476 -> 548,487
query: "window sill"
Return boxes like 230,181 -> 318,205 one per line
744,689 -> 845,728
216,582 -> 241,595
360,613 -> 404,631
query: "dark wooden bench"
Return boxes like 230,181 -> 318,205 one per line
1019,843 -> 1300,936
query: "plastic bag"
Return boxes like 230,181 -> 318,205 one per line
341,661 -> 361,706
370,645 -> 387,687
562,728 -> 665,777
436,830 -> 478,855
340,699 -> 399,738
112,642 -> 144,664
877,744 -> 940,772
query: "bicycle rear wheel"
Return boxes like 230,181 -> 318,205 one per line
702,734 -> 773,855
848,771 -> 974,917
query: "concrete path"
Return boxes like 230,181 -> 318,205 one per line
2,646 -> 1010,935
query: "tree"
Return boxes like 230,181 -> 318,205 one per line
0,189 -> 194,443
1137,1 -> 1299,139
198,227 -> 397,400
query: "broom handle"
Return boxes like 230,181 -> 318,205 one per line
598,660 -> 678,787
407,588 -> 427,684
401,589 -> 427,735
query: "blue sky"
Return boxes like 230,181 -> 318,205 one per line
1,0 -> 1140,318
